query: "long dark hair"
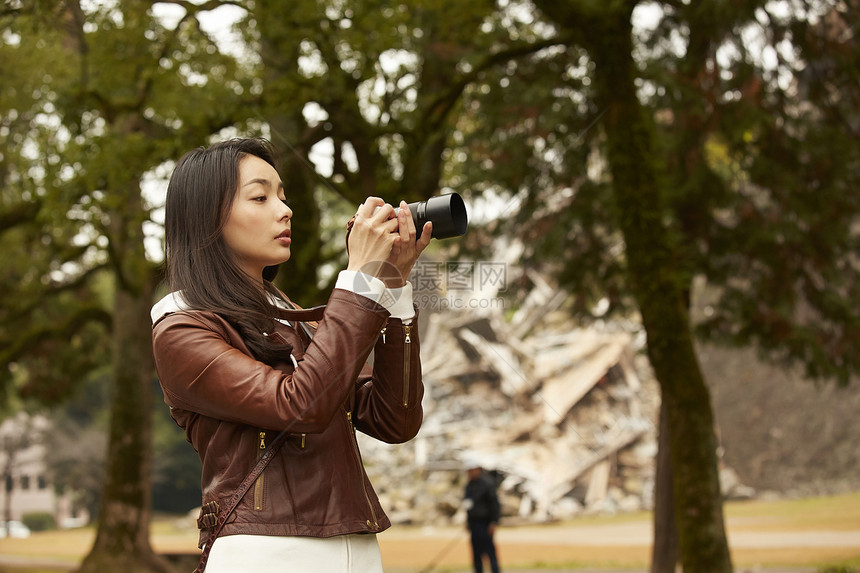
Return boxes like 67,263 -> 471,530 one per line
164,137 -> 289,363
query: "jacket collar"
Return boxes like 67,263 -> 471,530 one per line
149,290 -> 322,325
151,291 -> 189,324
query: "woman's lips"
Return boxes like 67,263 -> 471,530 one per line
276,229 -> 291,244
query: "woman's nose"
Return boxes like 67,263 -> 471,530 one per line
278,202 -> 292,220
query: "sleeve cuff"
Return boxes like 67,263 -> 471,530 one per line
335,271 -> 415,322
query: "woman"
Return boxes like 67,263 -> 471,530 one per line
151,138 -> 431,572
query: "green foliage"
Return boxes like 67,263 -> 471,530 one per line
655,2 -> 860,385
2,1 -> 265,569
21,511 -> 56,532
451,1 -> 860,386
151,379 -> 200,513
0,0 -> 257,401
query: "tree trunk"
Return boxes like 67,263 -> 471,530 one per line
651,400 -> 678,573
586,14 -> 733,573
268,111 -> 323,305
256,0 -> 325,305
77,280 -> 173,573
77,157 -> 173,572
3,451 -> 14,526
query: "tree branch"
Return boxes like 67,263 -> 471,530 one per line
0,305 -> 112,366
422,37 -> 568,134
0,201 -> 41,232
1,261 -> 110,323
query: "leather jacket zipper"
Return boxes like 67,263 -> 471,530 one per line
346,410 -> 379,529
254,431 -> 266,511
402,324 -> 412,407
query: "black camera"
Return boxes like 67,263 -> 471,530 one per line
404,193 -> 468,240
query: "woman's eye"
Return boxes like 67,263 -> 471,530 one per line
252,196 -> 266,202
281,197 -> 291,206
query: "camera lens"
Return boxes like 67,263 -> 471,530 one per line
407,193 -> 468,240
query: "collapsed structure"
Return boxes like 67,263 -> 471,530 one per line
359,267 -> 663,525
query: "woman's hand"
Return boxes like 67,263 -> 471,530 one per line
346,198 -> 431,288
382,201 -> 432,288
346,197 -> 400,280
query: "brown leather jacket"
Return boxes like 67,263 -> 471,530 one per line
151,288 -> 423,548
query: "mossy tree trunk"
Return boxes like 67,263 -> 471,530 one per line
77,283 -> 172,573
254,0 -> 324,305
651,402 -> 678,572
585,11 -> 733,573
531,1 -> 734,567
77,128 -> 173,573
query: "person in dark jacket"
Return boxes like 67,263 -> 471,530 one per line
463,461 -> 501,573
152,137 -> 432,572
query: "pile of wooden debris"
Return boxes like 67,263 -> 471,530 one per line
359,269 -> 662,525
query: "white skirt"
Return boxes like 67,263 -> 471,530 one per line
205,533 -> 383,573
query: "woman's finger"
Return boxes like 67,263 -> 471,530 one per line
373,203 -> 397,223
356,196 -> 386,219
416,222 -> 433,252
397,201 -> 417,242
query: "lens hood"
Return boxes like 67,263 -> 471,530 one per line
408,193 -> 468,240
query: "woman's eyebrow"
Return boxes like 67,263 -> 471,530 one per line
243,178 -> 284,190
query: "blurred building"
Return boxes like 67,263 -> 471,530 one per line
0,415 -> 88,528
